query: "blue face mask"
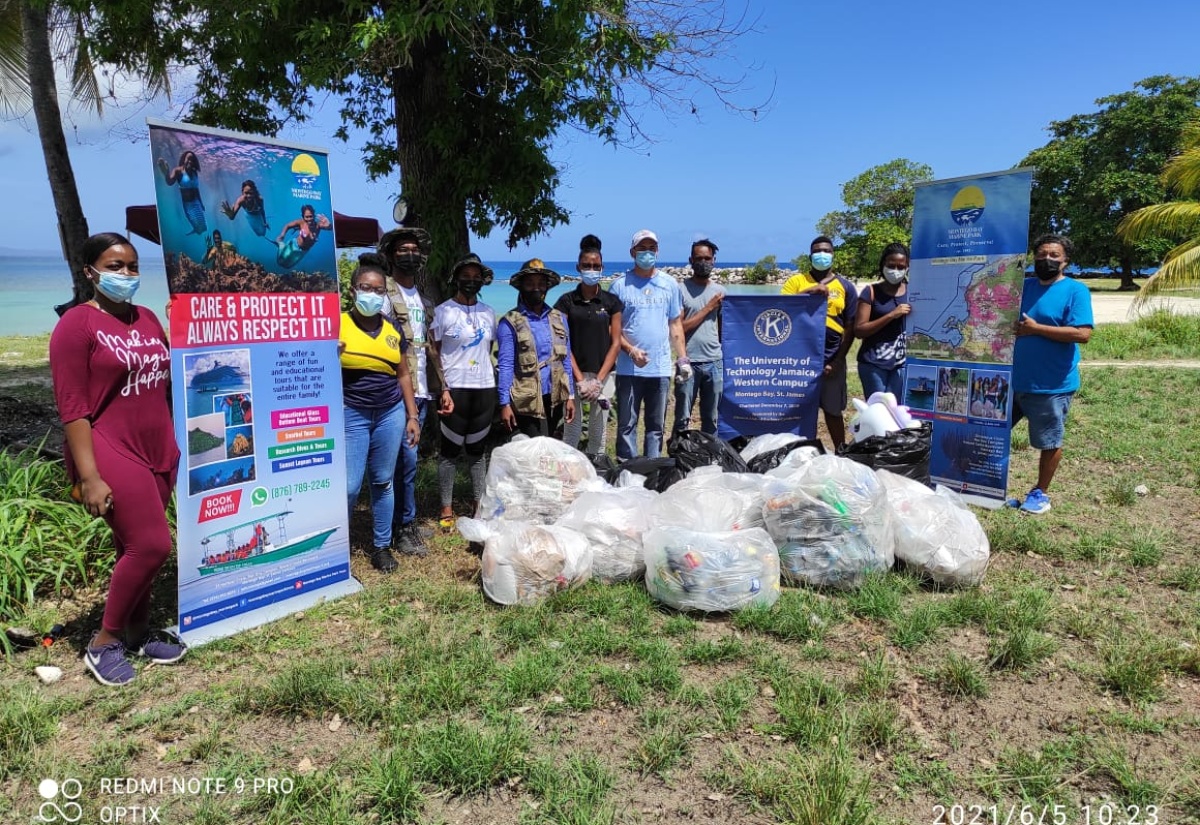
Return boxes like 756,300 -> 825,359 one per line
580,269 -> 603,286
92,268 -> 140,303
810,252 -> 834,271
355,290 -> 386,317
635,250 -> 656,270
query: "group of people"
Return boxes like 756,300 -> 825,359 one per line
47,222 -> 1091,686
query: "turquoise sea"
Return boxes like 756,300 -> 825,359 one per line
0,254 -> 771,336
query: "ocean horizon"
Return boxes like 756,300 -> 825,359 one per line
0,253 -> 769,336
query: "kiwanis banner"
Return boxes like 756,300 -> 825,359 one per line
148,119 -> 359,646
906,169 -> 1033,507
717,293 -> 826,441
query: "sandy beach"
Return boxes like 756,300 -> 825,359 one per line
1087,292 -> 1200,324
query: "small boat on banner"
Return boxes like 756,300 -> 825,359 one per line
190,360 -> 247,391
198,510 -> 336,576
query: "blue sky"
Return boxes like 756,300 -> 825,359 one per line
4,0 -> 1200,263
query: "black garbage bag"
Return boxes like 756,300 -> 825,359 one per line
616,456 -> 685,493
590,453 -> 620,484
667,429 -> 750,473
747,438 -> 826,474
836,422 -> 932,485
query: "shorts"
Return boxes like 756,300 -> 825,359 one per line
1012,391 -> 1073,450
821,360 -> 848,415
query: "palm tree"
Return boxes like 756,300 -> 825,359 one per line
1118,118 -> 1200,308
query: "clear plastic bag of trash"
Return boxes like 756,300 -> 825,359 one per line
643,526 -> 780,612
877,470 -> 990,587
761,454 -> 895,589
477,436 -> 604,524
458,518 -> 593,606
659,466 -> 767,530
556,487 -> 658,582
740,433 -> 803,464
763,443 -> 824,480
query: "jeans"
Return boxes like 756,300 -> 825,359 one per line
858,361 -> 906,399
345,401 -> 405,549
616,375 -> 670,460
563,374 -> 614,455
393,398 -> 428,529
673,359 -> 722,435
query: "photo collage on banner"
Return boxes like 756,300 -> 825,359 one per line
717,293 -> 827,441
905,169 -> 1033,507
147,118 -> 360,646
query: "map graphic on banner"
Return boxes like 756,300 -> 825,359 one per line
148,118 -> 359,646
906,169 -> 1032,507
717,294 -> 826,442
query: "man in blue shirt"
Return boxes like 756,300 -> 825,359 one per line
1009,234 -> 1093,514
497,259 -> 576,438
611,229 -> 692,459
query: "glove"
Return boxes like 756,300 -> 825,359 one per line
675,357 -> 693,382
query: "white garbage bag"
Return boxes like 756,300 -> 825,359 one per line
761,454 -> 895,589
459,517 -> 593,606
477,436 -> 604,524
740,432 -> 803,463
877,471 -> 990,587
643,527 -> 780,612
556,487 -> 658,582
661,466 -> 768,530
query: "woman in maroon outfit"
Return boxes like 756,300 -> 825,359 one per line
50,233 -> 186,686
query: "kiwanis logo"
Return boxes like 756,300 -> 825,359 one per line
753,309 -> 791,346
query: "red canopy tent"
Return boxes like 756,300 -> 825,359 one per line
124,205 -> 383,248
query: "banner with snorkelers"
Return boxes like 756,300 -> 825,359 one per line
147,119 -> 359,646
717,293 -> 826,442
905,169 -> 1033,507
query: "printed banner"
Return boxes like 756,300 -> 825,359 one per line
717,294 -> 826,441
148,118 -> 359,646
906,169 -> 1033,507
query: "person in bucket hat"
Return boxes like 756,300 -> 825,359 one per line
497,258 -> 576,438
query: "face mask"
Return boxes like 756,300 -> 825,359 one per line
635,250 -> 657,270
692,261 -> 714,279
1034,259 -> 1061,280
92,268 -> 140,303
811,252 -> 833,271
882,267 -> 908,285
354,290 -> 386,317
580,270 -> 603,286
521,290 -> 547,308
393,250 -> 425,274
458,280 -> 482,297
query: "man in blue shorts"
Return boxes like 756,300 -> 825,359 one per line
1009,233 -> 1093,514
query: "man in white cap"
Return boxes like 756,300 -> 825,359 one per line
609,229 -> 691,459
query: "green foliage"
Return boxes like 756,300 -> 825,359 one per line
817,158 -> 934,279
742,254 -> 780,285
1085,308 -> 1200,359
0,447 -> 115,637
1022,75 -> 1200,287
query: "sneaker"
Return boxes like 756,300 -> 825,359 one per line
132,629 -> 188,664
1019,488 -> 1052,514
397,524 -> 428,558
397,521 -> 433,542
1004,496 -> 1023,509
370,546 -> 399,573
85,637 -> 136,686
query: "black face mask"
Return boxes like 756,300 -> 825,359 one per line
1034,259 -> 1061,280
521,290 -> 547,308
393,250 -> 425,274
458,281 -> 482,297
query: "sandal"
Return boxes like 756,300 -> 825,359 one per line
438,515 -> 455,529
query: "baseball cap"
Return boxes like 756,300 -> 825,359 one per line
630,229 -> 658,248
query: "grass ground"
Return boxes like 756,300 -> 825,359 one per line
1,317 -> 1198,825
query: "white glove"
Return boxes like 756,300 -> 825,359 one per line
675,357 -> 693,382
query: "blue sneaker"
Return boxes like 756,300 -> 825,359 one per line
1020,488 -> 1052,514
1004,496 -> 1023,508
85,637 -> 136,686
133,629 -> 188,664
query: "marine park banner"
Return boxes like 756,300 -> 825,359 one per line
905,169 -> 1033,508
717,293 -> 826,442
148,118 -> 359,646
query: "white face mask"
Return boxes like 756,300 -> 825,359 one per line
882,267 -> 908,285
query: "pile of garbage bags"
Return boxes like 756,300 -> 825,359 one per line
459,432 -> 990,610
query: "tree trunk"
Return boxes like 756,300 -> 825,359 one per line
20,0 -> 91,303
1118,253 -> 1138,291
392,38 -> 469,304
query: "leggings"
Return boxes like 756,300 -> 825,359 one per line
93,438 -> 175,635
439,388 -> 496,508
